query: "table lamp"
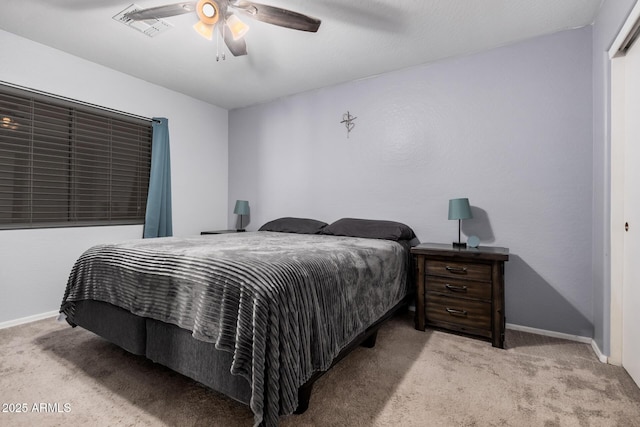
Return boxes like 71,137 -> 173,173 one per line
234,200 -> 249,232
448,198 -> 472,248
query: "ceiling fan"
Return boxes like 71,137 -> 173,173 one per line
125,0 -> 321,58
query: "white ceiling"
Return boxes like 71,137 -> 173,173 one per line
0,0 -> 602,110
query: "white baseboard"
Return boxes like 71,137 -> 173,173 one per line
591,340 -> 609,364
506,323 -> 608,363
506,323 -> 592,343
0,310 -> 59,330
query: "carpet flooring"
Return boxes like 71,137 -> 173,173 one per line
1,313 -> 639,427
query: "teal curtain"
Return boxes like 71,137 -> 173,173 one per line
143,117 -> 173,238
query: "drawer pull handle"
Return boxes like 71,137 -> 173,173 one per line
445,284 -> 467,292
445,265 -> 467,274
445,308 -> 468,317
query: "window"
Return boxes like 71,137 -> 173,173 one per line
0,84 -> 152,229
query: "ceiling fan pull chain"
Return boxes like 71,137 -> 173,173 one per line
221,23 -> 226,60
216,26 -> 220,61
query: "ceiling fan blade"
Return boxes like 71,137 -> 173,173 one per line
230,0 -> 321,32
220,23 -> 248,56
125,2 -> 197,20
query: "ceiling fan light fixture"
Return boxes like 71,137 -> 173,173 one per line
202,3 -> 215,18
195,0 -> 219,25
226,14 -> 250,40
193,20 -> 215,40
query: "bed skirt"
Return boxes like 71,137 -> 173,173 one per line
71,300 -> 252,404
68,296 -> 410,414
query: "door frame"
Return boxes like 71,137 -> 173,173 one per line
609,1 -> 640,366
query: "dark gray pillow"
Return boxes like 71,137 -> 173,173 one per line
322,218 -> 416,241
259,217 -> 328,234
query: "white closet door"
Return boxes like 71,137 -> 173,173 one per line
623,36 -> 640,387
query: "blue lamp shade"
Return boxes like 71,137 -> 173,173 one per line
234,200 -> 249,215
448,198 -> 472,220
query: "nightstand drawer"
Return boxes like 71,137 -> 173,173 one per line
426,294 -> 491,331
426,277 -> 491,300
426,259 -> 492,282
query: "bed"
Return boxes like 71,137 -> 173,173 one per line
59,217 -> 416,426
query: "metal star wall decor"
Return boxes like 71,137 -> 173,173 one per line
340,111 -> 357,138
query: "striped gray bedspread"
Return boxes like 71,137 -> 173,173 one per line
60,231 -> 410,426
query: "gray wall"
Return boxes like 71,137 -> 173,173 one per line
229,28 -> 594,337
591,0 -> 638,355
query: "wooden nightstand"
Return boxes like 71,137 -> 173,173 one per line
411,243 -> 509,348
200,230 -> 241,235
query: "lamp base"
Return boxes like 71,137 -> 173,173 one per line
452,241 -> 467,248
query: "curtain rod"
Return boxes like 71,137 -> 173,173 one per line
0,80 -> 158,123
